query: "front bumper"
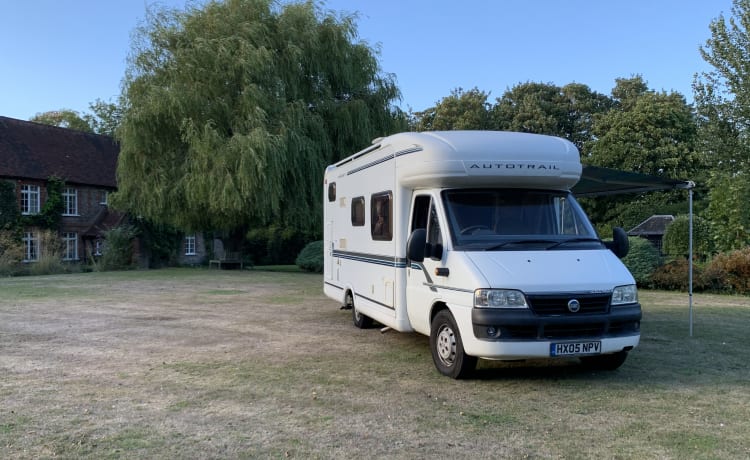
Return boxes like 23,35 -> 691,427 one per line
471,303 -> 642,341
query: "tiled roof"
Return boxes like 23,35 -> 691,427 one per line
627,215 -> 675,236
0,116 -> 119,188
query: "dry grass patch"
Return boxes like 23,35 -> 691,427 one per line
1,269 -> 748,459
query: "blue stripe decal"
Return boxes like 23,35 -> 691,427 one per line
346,146 -> 423,176
333,250 -> 408,268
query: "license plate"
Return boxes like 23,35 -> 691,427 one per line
550,341 -> 601,357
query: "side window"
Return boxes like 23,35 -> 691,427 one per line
557,196 -> 581,235
427,203 -> 442,246
370,191 -> 393,241
411,195 -> 431,232
351,196 -> 365,226
327,182 -> 336,202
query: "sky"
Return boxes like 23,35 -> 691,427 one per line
0,0 -> 736,122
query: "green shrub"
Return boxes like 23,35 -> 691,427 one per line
296,240 -> 323,273
621,236 -> 662,286
97,225 -> 137,271
246,226 -> 311,265
0,230 -> 23,276
662,214 -> 713,260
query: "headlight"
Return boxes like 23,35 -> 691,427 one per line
474,289 -> 528,308
611,284 -> 638,305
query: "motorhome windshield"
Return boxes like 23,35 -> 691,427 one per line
442,189 -> 603,250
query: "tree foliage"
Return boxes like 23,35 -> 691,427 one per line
0,181 -> 19,231
695,0 -> 750,250
30,110 -> 93,132
113,0 -> 406,235
581,77 -> 700,232
412,87 -> 492,131
492,82 -> 612,151
84,99 -> 124,137
662,214 -> 713,259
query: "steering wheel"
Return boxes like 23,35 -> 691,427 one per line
460,225 -> 491,235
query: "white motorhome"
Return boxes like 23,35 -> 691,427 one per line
323,131 -> 640,378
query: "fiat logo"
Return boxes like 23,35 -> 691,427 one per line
567,299 -> 581,313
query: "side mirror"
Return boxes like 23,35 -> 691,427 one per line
605,227 -> 629,258
406,229 -> 427,262
430,243 -> 443,261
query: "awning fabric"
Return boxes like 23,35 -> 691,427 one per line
573,165 -> 693,197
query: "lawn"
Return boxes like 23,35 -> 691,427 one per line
0,268 -> 748,459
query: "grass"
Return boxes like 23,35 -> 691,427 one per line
0,268 -> 748,459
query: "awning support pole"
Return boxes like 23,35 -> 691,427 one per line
689,186 -> 694,337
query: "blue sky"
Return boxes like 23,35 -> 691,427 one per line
0,0 -> 735,121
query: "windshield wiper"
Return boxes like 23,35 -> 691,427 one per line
485,240 -> 557,251
544,238 -> 603,249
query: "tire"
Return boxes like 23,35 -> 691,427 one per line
430,309 -> 477,379
348,292 -> 373,329
580,350 -> 628,371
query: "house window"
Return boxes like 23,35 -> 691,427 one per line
99,191 -> 108,205
94,238 -> 103,256
63,188 -> 78,216
21,185 -> 40,215
185,235 -> 196,255
22,231 -> 38,262
63,232 -> 78,260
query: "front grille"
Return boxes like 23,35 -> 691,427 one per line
527,293 -> 610,315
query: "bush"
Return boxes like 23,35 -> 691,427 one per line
296,240 -> 323,273
246,226 -> 311,265
29,230 -> 65,276
96,225 -> 137,271
0,230 -> 23,276
662,214 -> 713,260
621,237 -> 662,286
650,258 -> 692,291
704,247 -> 750,294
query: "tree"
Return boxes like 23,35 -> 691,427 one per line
29,110 -> 93,132
695,0 -> 750,250
411,87 -> 491,131
84,99 -> 124,137
113,0 -> 406,238
581,77 -> 700,232
492,82 -> 612,151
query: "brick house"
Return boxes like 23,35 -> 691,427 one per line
0,116 -> 206,265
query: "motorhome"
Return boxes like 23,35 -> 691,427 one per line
323,131 -> 640,378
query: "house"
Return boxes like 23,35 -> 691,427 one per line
627,214 -> 675,254
0,116 -> 206,265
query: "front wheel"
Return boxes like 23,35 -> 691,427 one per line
580,351 -> 628,371
430,310 -> 477,379
348,292 -> 373,329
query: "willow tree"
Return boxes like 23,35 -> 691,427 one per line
113,0 -> 405,238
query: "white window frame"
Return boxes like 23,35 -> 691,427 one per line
185,234 -> 196,256
62,188 -> 78,216
63,232 -> 78,261
22,231 -> 38,262
21,185 -> 40,215
99,191 -> 108,205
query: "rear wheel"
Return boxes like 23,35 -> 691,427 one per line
430,310 -> 477,379
348,292 -> 373,329
580,351 -> 628,371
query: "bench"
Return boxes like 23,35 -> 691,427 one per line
209,251 -> 244,269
